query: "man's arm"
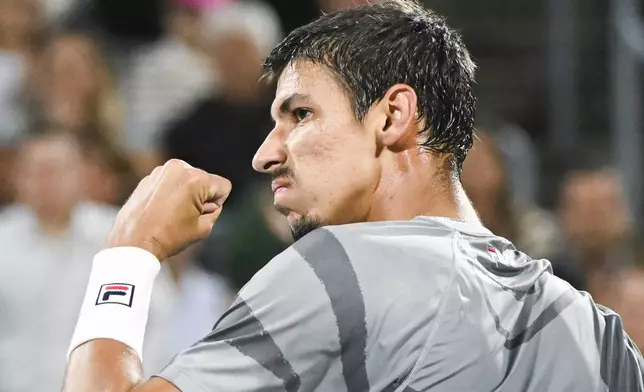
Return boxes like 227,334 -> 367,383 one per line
64,243 -> 342,392
62,160 -> 344,391
62,160 -> 231,392
63,340 -> 177,392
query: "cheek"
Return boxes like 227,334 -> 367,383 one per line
290,129 -> 376,205
289,133 -> 335,195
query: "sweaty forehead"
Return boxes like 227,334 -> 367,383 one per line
272,61 -> 348,110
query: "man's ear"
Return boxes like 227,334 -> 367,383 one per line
376,84 -> 418,151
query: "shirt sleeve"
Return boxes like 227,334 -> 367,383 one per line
155,246 -> 341,392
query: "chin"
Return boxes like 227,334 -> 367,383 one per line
289,214 -> 323,242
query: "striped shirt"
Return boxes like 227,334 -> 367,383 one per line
157,217 -> 644,391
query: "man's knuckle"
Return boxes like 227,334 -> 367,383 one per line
186,175 -> 202,190
166,158 -> 184,169
150,166 -> 162,176
217,175 -> 231,186
222,178 -> 232,192
213,175 -> 232,190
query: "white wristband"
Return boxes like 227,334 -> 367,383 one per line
67,247 -> 161,361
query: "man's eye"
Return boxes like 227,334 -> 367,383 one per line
293,109 -> 312,123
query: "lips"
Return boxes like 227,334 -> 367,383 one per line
271,178 -> 291,193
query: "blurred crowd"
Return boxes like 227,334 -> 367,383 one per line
0,0 -> 642,391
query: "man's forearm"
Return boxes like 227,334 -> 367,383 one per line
61,160 -> 229,392
63,339 -> 143,392
61,248 -> 160,390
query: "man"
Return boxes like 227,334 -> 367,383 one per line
0,131 -> 118,391
124,0 -> 222,175
556,166 -> 644,347
161,0 -> 282,208
63,1 -> 644,391
0,131 -> 181,390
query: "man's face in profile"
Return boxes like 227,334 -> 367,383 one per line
252,61 -> 381,240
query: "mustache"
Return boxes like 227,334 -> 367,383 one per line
271,167 -> 295,181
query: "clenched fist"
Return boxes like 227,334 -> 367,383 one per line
106,159 -> 232,261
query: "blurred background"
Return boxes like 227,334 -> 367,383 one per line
0,0 -> 642,390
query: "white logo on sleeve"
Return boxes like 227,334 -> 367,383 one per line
95,283 -> 135,307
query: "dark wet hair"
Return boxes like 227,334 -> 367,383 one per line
262,0 -> 476,172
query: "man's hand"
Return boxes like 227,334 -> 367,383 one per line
107,159 -> 232,261
63,159 -> 231,392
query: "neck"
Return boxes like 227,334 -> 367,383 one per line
367,152 -> 482,226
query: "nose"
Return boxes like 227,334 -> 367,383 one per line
252,129 -> 287,174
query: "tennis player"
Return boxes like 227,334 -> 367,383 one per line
63,1 -> 644,391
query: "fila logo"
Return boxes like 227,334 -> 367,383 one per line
96,283 -> 135,307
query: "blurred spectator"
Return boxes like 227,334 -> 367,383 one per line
318,0 -> 372,12
163,247 -> 232,357
558,168 -> 633,275
42,0 -> 81,23
0,146 -> 15,207
555,166 -> 644,346
160,0 -> 281,207
0,0 -> 46,206
462,131 -> 562,260
76,131 -> 139,206
556,167 -> 633,287
0,0 -> 44,144
124,0 -> 229,175
0,0 -> 43,56
0,131 -> 119,391
494,123 -> 540,206
0,130 -> 189,389
29,33 -> 123,142
88,0 -> 164,42
144,245 -> 233,376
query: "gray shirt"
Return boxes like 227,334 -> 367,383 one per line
157,217 -> 644,391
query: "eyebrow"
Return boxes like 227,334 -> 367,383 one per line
271,93 -> 314,122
